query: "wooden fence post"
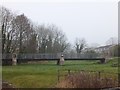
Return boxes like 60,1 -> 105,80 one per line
58,69 -> 60,83
68,70 -> 71,75
98,71 -> 101,80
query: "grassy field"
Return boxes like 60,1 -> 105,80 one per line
2,58 -> 118,88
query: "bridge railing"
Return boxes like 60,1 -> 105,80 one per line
17,53 -> 61,59
2,53 -> 102,60
2,54 -> 12,59
2,53 -> 105,65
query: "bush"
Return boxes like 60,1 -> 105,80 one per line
57,71 -> 118,88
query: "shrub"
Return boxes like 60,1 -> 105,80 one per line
57,71 -> 118,88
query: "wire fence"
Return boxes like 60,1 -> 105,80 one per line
57,69 -> 119,88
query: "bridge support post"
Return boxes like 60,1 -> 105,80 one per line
57,59 -> 60,65
57,55 -> 65,65
60,55 -> 64,65
12,53 -> 17,65
100,58 -> 105,64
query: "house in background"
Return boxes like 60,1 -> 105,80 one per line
94,44 -> 115,57
95,45 -> 113,53
83,44 -> 116,58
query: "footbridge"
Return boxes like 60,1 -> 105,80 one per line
2,53 -> 105,65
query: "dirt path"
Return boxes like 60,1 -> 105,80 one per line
2,80 -> 14,89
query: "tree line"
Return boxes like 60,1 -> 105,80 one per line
1,6 -> 119,57
1,6 -> 72,54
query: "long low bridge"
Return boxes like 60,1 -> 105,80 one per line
2,53 -> 105,65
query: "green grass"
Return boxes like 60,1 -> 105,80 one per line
2,58 -> 119,88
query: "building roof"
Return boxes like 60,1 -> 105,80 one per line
95,45 -> 113,49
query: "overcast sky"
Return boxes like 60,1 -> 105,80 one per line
1,0 -> 118,46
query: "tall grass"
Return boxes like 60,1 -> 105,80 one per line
57,71 -> 118,88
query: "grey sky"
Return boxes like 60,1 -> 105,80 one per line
2,0 -> 118,46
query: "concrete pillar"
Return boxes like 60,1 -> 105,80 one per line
60,55 -> 64,65
57,59 -> 60,65
100,58 -> 105,64
12,53 -> 17,65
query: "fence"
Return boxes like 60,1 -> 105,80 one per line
57,69 -> 119,88
2,53 -> 103,60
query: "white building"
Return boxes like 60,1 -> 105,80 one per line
94,45 -> 113,53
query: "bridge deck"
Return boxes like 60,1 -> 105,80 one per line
16,58 -> 105,61
2,58 -> 105,65
2,53 -> 106,65
2,58 -> 105,60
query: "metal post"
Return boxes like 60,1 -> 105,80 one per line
98,71 -> 101,80
58,69 -> 60,83
68,70 -> 70,75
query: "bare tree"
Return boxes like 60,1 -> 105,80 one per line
1,7 -> 70,54
11,14 -> 33,53
36,24 -> 50,53
23,24 -> 38,53
36,24 -> 69,53
51,25 -> 69,53
106,37 -> 118,45
0,6 -> 15,53
74,38 -> 87,54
